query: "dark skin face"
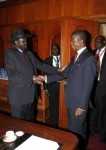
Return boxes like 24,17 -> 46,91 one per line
95,36 -> 106,50
14,38 -> 27,51
71,35 -> 85,52
51,45 -> 60,56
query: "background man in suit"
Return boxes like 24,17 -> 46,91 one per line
5,28 -> 58,121
94,35 -> 106,143
45,43 -> 60,127
39,30 -> 96,149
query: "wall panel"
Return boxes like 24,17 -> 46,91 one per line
0,0 -> 106,24
0,8 -> 7,26
7,5 -> 25,24
24,1 -> 48,22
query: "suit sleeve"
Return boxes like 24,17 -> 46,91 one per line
28,52 -> 58,75
47,63 -> 72,83
5,49 -> 19,83
78,57 -> 97,108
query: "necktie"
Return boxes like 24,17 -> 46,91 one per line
95,52 -> 100,73
95,49 -> 104,80
53,56 -> 59,68
56,56 -> 59,68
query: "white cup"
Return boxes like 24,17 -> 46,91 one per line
5,131 -> 15,139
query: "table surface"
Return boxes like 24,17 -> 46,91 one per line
0,113 -> 78,150
0,133 -> 30,150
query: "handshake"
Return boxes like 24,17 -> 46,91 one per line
33,75 -> 46,85
32,65 -> 67,85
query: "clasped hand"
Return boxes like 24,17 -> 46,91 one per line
33,75 -> 45,85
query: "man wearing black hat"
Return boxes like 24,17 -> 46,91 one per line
5,28 -> 58,121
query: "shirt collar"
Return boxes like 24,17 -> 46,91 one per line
53,55 -> 60,58
99,46 -> 106,55
17,48 -> 23,53
77,46 -> 86,56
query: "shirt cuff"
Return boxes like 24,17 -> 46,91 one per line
44,75 -> 47,83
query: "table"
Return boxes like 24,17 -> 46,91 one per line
0,113 -> 78,150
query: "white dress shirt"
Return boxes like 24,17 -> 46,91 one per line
96,46 -> 106,80
97,47 -> 106,69
75,46 -> 87,62
17,48 -> 23,53
52,55 -> 60,68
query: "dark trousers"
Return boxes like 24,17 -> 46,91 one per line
67,108 -> 89,150
95,93 -> 106,138
11,102 -> 36,122
47,82 -> 59,127
67,108 -> 88,138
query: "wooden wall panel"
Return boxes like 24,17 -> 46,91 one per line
48,0 -> 62,19
89,0 -> 106,15
0,27 -> 12,50
0,0 -> 106,24
26,21 -> 61,59
61,0 -> 89,17
0,27 -> 11,66
24,1 -> 48,22
7,5 -> 25,24
0,8 -> 7,26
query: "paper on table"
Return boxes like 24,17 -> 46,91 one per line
15,135 -> 59,150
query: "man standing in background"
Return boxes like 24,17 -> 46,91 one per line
45,43 -> 60,127
94,35 -> 106,143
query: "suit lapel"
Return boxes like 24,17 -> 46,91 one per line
100,49 -> 106,74
75,49 -> 90,65
68,49 -> 91,73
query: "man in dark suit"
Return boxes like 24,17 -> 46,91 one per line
39,30 -> 96,148
94,35 -> 106,143
45,43 -> 60,127
5,28 -> 58,121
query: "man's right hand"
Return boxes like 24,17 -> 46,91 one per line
37,75 -> 46,82
33,75 -> 43,85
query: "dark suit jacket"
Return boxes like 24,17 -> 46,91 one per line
45,56 -> 53,66
95,49 -> 106,97
5,48 -> 58,106
47,49 -> 97,110
45,55 -> 60,68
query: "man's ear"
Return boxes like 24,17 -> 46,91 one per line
103,40 -> 106,45
80,39 -> 84,46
